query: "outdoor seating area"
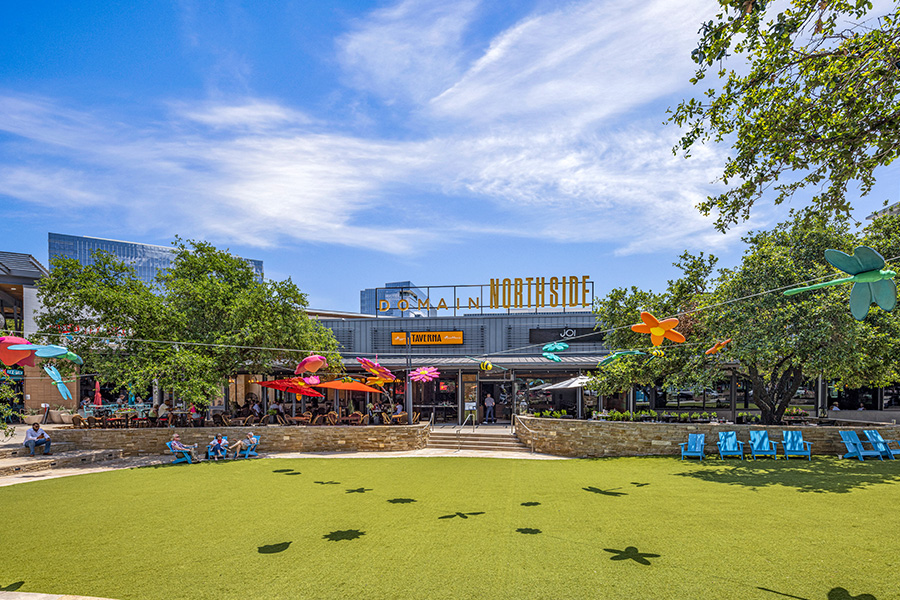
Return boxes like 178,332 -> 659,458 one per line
681,429 -> 900,461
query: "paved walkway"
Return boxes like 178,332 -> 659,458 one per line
0,592 -> 115,600
0,423 -> 566,488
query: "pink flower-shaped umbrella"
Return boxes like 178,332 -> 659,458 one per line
295,354 -> 328,375
409,367 -> 440,382
356,357 -> 396,382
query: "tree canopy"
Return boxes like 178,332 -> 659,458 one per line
34,239 -> 341,407
591,214 -> 900,423
669,0 -> 900,231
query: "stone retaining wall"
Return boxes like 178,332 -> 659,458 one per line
514,417 -> 900,458
51,424 -> 430,456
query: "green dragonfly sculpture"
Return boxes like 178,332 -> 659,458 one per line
597,350 -> 645,368
783,246 -> 897,320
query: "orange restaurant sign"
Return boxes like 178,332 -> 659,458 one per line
391,331 -> 464,346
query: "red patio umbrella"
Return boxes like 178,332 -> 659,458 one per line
313,380 -> 383,394
94,381 -> 103,406
257,378 -> 325,397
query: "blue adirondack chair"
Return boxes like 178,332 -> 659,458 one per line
717,431 -> 744,460
863,430 -> 900,460
166,441 -> 192,464
782,430 -> 812,460
748,430 -> 778,459
839,431 -> 882,461
206,436 -> 228,460
680,433 -> 705,460
235,436 -> 260,459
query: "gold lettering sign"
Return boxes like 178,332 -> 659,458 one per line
377,276 -> 592,313
392,331 -> 464,345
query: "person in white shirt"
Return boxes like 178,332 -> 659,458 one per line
24,423 -> 51,457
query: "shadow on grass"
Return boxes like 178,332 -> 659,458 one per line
258,542 -> 291,554
521,501 -> 541,506
630,482 -> 650,487
0,582 -> 23,592
323,530 -> 365,542
829,588 -> 878,600
603,546 -> 659,565
346,487 -> 372,494
758,586 -> 879,600
387,498 -> 416,504
438,511 -> 485,520
284,472 -> 302,476
516,528 -> 541,535
676,458 -> 900,493
583,486 -> 627,497
273,469 -> 293,473
314,481 -> 340,485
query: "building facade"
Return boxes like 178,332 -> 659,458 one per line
48,233 -> 264,284
317,311 -> 606,424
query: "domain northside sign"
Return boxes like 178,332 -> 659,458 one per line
377,275 -> 594,314
391,331 -> 464,346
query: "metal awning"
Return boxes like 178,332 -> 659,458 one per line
543,375 -> 591,390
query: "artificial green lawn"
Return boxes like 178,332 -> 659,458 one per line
1,456 -> 898,600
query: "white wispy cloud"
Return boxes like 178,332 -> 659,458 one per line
337,0 -> 481,104
0,0 -> 746,258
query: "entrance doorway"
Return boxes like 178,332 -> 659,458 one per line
479,381 -> 512,424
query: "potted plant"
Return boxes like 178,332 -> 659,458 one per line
23,409 -> 43,425
690,412 -> 701,422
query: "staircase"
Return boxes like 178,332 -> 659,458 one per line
0,443 -> 125,477
427,428 -> 532,453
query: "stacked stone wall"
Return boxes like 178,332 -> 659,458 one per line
515,417 -> 900,458
52,424 -> 429,456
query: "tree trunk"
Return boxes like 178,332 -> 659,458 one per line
744,363 -> 802,425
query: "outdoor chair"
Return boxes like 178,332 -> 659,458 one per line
165,441 -> 192,465
241,414 -> 258,426
287,411 -> 312,425
325,411 -> 338,426
347,411 -> 362,426
86,416 -> 101,429
839,430 -> 882,461
782,430 -> 812,460
412,412 -> 421,424
234,436 -> 259,459
680,433 -> 705,460
212,413 -> 230,427
381,412 -> 392,426
71,414 -> 86,428
748,430 -> 778,459
863,430 -> 900,460
206,436 -> 229,460
360,414 -> 370,425
391,412 -> 408,424
716,431 -> 744,460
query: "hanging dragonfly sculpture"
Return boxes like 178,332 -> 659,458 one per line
783,246 -> 897,321
597,350 -> 645,368
43,365 -> 73,401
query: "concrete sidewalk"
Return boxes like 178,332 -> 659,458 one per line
0,592 -> 115,600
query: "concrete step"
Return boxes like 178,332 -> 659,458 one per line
0,449 -> 124,477
0,442 -> 75,459
427,431 -> 531,453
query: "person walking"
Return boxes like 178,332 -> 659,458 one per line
484,393 -> 496,424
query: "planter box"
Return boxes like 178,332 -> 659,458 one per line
49,410 -> 64,424
23,415 -> 42,425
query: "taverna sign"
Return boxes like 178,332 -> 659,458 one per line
376,276 -> 594,314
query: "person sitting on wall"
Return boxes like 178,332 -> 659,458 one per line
170,433 -> 200,461
24,422 -> 51,457
858,402 -> 866,411
831,403 -> 840,411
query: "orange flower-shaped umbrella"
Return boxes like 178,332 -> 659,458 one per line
705,339 -> 732,355
631,312 -> 685,346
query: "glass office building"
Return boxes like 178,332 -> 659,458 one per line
48,233 -> 264,284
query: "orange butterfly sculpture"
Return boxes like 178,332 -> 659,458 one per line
705,339 -> 732,355
630,312 -> 685,347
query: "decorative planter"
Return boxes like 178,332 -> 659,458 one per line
60,412 -> 74,425
23,415 -> 42,425
49,410 -> 64,424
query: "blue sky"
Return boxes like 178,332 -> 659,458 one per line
1,0 -> 897,312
